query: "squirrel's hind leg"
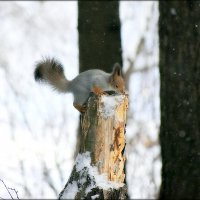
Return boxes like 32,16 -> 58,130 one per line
73,103 -> 87,113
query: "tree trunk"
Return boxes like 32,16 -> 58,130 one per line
76,0 -> 124,173
59,92 -> 128,199
159,1 -> 200,199
78,1 -> 122,73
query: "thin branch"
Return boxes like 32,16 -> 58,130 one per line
124,36 -> 145,89
124,2 -> 156,90
0,179 -> 19,200
2,65 -> 35,139
42,162 -> 58,196
0,179 -> 13,199
55,156 -> 65,185
7,187 -> 19,200
19,160 -> 32,197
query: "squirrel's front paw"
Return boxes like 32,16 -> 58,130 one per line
91,86 -> 106,95
73,103 -> 87,113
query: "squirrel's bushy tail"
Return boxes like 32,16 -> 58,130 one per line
34,58 -> 69,93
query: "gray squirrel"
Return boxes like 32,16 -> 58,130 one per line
34,58 -> 125,112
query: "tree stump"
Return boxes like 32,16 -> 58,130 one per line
59,92 -> 128,200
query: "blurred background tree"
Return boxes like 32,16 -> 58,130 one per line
78,1 -> 122,72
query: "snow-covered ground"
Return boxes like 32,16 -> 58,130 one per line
0,1 -> 160,199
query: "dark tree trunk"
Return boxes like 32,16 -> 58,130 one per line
159,1 -> 200,199
76,0 -> 123,160
78,1 -> 122,73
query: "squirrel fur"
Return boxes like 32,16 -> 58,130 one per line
34,58 -> 125,112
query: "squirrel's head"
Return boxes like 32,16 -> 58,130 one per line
110,63 -> 125,94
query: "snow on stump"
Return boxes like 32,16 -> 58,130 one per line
59,92 -> 128,199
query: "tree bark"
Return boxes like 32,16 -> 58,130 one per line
159,1 -> 200,199
78,1 -> 122,73
59,92 -> 128,199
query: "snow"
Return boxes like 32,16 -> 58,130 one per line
99,95 -> 125,119
91,194 -> 99,199
61,181 -> 78,200
61,152 -> 124,199
170,8 -> 177,15
75,152 -> 124,190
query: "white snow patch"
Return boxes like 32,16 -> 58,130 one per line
76,152 -> 124,190
99,95 -> 124,119
75,151 -> 91,171
60,181 -> 78,199
60,152 -> 124,198
91,194 -> 100,199
170,8 -> 177,15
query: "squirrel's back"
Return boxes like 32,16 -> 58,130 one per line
68,70 -> 111,105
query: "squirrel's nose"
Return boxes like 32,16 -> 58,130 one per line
120,89 -> 125,94
121,88 -> 126,94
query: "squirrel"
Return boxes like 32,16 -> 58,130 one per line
34,58 -> 125,112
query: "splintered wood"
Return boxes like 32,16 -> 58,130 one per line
80,93 -> 128,183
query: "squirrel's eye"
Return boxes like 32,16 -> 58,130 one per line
116,85 -> 118,88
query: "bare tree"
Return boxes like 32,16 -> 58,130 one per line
159,1 -> 200,199
78,1 -> 122,72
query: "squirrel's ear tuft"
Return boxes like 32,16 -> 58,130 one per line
112,62 -> 122,76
